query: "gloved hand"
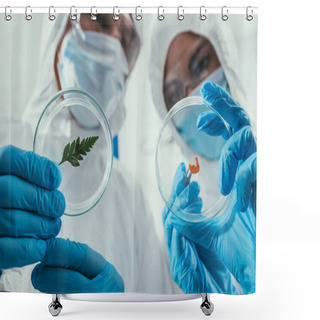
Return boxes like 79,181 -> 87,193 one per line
163,82 -> 256,294
32,238 -> 124,293
0,145 -> 65,270
197,81 -> 257,214
163,163 -> 241,294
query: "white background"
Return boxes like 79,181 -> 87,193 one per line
0,0 -> 320,319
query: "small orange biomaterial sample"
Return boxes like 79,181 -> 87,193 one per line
185,157 -> 200,186
189,156 -> 200,174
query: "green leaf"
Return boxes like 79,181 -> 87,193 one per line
74,153 -> 83,161
61,142 -> 70,164
70,140 -> 76,156
58,136 -> 99,167
68,157 -> 80,167
79,149 -> 87,156
75,137 -> 80,149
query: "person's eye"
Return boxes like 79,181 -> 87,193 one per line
193,56 -> 211,79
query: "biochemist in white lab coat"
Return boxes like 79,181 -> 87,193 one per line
0,14 -> 179,294
149,15 -> 256,294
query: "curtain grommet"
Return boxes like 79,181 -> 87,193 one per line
113,6 -> 120,21
70,6 -> 77,21
4,6 -> 12,21
135,6 -> 142,21
90,6 -> 97,21
49,6 -> 56,21
246,6 -> 253,21
177,6 -> 184,21
158,6 -> 165,21
200,6 -> 207,21
25,6 -> 32,21
221,6 -> 228,21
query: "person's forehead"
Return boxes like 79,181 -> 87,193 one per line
167,33 -> 199,65
164,33 -> 205,82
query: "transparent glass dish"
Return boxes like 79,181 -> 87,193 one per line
33,88 -> 113,216
156,96 -> 232,223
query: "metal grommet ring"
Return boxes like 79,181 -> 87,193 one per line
113,6 -> 120,21
135,6 -> 142,21
246,6 -> 253,21
221,6 -> 228,21
70,6 -> 77,21
90,6 -> 97,21
158,6 -> 164,21
200,6 -> 207,21
4,6 -> 12,21
177,6 -> 184,21
25,6 -> 32,21
49,6 -> 56,21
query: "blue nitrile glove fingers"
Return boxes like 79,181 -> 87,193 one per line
197,112 -> 230,140
219,126 -> 256,196
174,182 -> 203,213
0,238 -> 47,269
164,163 -> 203,225
165,191 -> 255,294
200,82 -> 251,132
0,209 -> 61,239
164,194 -> 226,294
31,238 -> 124,293
41,238 -> 107,279
198,82 -> 256,196
163,165 -> 228,293
0,145 -> 62,190
163,164 -> 202,250
0,175 -> 65,218
237,152 -> 257,213
170,163 -> 187,200
0,145 -> 65,270
168,228 -> 223,293
201,81 -> 236,105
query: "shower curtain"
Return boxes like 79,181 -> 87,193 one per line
0,10 -> 257,296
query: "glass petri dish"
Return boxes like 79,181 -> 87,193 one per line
33,88 -> 113,216
156,96 -> 232,223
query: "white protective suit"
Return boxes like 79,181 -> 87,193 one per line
0,14 -> 180,294
148,15 -> 256,294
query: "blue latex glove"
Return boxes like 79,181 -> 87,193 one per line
163,163 -> 241,294
197,81 -> 257,214
163,82 -> 256,294
0,145 -> 65,270
32,238 -> 124,293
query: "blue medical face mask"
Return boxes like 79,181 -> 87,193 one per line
189,66 -> 230,97
58,21 -> 129,129
174,67 -> 230,160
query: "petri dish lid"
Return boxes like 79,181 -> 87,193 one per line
33,88 -> 113,216
156,96 -> 232,223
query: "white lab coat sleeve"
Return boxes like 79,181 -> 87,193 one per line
0,116 -> 33,150
133,182 -> 182,294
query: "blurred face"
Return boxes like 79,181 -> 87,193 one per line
55,14 -> 140,83
163,32 -> 221,111
54,14 -> 141,130
79,14 -> 140,72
